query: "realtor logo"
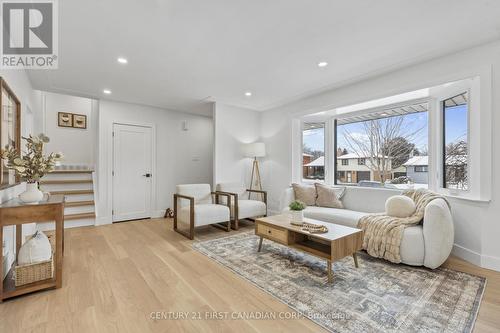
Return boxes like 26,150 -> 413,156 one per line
1,0 -> 58,69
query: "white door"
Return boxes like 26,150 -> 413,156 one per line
112,123 -> 153,222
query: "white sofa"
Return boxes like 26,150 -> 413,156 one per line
281,186 -> 454,269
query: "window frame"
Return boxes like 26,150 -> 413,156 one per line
441,91 -> 470,192
301,121 -> 326,183
414,165 -> 428,173
333,97 -> 430,186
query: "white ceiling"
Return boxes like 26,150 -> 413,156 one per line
27,0 -> 500,115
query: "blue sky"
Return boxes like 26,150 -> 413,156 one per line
444,104 -> 468,144
303,106 -> 467,154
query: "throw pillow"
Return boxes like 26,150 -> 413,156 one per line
17,231 -> 52,265
315,183 -> 344,209
385,195 -> 416,218
291,183 -> 316,206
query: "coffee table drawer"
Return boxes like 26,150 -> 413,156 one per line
257,223 -> 288,244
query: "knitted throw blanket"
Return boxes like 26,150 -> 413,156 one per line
357,189 -> 449,263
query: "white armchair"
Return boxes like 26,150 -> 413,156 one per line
216,182 -> 267,230
173,184 -> 231,239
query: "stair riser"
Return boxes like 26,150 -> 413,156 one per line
43,173 -> 92,181
65,206 -> 95,215
37,218 -> 95,231
41,183 -> 93,192
64,194 -> 94,202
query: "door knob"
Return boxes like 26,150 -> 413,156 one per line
143,173 -> 152,178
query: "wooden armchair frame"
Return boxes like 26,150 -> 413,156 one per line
217,189 -> 267,230
173,191 -> 231,240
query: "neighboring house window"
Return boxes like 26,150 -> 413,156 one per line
341,159 -> 348,166
442,92 -> 468,190
336,102 -> 428,188
414,166 -> 428,172
302,122 -> 325,181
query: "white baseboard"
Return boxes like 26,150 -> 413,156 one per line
96,215 -> 112,226
481,254 -> 500,272
452,244 -> 482,266
452,243 -> 500,272
151,210 -> 165,218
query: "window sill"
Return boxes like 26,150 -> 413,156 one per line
442,193 -> 491,203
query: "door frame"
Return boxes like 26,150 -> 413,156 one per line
111,121 -> 157,222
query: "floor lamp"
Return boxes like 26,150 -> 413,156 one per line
245,142 -> 266,200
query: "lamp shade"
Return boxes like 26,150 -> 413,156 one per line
244,142 -> 266,158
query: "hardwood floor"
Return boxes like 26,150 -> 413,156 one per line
1,218 -> 499,332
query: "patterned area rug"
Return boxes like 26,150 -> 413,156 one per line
193,232 -> 486,333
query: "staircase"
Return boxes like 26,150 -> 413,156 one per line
37,170 -> 96,231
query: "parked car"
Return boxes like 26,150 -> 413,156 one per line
357,180 -> 383,188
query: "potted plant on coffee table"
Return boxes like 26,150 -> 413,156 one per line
289,200 -> 306,225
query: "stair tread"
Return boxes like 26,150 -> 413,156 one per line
65,212 -> 96,220
65,200 -> 94,207
40,179 -> 93,184
51,189 -> 94,195
50,170 -> 94,174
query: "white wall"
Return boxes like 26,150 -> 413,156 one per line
0,69 -> 41,278
97,100 -> 213,225
40,92 -> 97,166
214,103 -> 261,187
260,40 -> 500,271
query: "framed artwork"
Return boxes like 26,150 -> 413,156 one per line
0,77 -> 21,189
58,112 -> 73,127
73,114 -> 87,129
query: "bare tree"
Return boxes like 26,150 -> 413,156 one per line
342,115 -> 425,183
445,140 -> 467,189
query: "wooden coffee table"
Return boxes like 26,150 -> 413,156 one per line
255,214 -> 363,282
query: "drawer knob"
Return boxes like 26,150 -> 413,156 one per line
268,230 -> 271,234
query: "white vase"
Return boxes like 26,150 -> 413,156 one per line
291,210 -> 304,224
19,182 -> 44,204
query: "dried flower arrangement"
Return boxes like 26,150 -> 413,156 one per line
1,134 -> 63,183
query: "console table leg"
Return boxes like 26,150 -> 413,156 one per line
327,260 -> 333,283
257,236 -> 263,252
353,252 -> 359,268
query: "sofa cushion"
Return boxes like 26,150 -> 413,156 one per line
302,206 -> 368,228
291,183 -> 316,206
236,199 -> 266,219
385,195 -> 416,218
315,183 -> 344,209
178,204 -> 230,227
176,184 -> 212,206
216,182 -> 247,198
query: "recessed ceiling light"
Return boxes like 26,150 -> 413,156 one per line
117,57 -> 128,64
381,113 -> 388,116
317,61 -> 328,68
245,91 -> 252,97
103,89 -> 112,94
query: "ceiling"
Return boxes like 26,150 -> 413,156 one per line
27,0 -> 500,115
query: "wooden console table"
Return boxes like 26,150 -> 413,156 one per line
0,195 -> 65,301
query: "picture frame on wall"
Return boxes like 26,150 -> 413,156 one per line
0,77 -> 21,189
58,112 -> 73,127
73,114 -> 87,129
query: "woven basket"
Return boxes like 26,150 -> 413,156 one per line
14,232 -> 55,286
